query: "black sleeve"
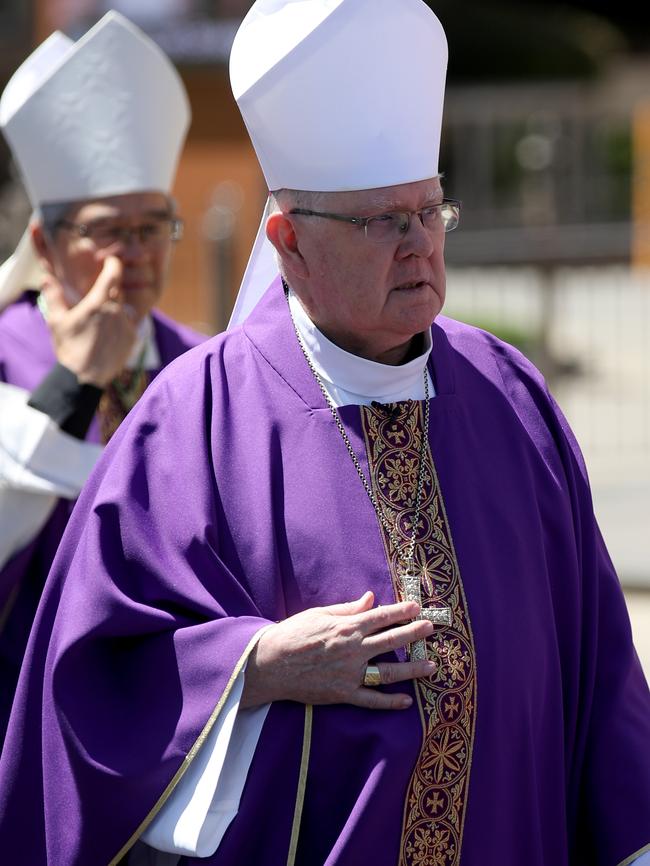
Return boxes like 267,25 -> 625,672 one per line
27,363 -> 103,440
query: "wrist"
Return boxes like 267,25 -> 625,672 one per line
59,354 -> 109,387
28,363 -> 103,439
75,368 -> 113,388
240,628 -> 281,709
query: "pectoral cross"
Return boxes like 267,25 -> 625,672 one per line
401,569 -> 452,660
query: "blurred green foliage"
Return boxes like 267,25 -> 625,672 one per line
429,1 -> 627,82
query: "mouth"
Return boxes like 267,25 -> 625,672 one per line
394,280 -> 429,291
122,281 -> 153,292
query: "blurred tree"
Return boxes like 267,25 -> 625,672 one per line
430,1 -> 628,82
535,0 -> 650,52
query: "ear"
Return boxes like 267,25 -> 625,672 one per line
30,223 -> 56,275
266,212 -> 309,280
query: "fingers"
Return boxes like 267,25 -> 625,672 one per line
352,689 -> 414,710
323,596 -> 422,639
326,591 -> 375,617
40,275 -> 70,317
323,596 -> 422,635
367,659 -> 437,687
355,598 -> 422,635
350,659 -> 438,710
78,255 -> 124,311
323,594 -> 440,655
362,617 -> 435,654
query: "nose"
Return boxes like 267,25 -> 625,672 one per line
395,211 -> 436,260
112,229 -> 149,261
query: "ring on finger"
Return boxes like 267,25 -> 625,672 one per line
363,664 -> 381,687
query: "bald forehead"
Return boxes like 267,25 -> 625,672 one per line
276,177 -> 443,214
343,177 -> 443,211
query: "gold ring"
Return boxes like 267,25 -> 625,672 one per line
363,664 -> 381,687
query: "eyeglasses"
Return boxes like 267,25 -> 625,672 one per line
289,199 -> 460,244
56,216 -> 184,249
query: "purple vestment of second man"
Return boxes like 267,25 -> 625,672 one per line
0,291 -> 205,741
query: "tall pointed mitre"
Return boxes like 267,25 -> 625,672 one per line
227,0 -> 448,327
0,11 -> 190,311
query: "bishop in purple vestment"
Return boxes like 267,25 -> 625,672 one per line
0,12 -> 204,742
0,274 -> 648,865
0,2 -> 648,865
0,296 -> 203,739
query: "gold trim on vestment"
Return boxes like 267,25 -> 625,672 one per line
617,842 -> 650,866
360,400 -> 477,866
107,625 -> 273,866
286,704 -> 313,866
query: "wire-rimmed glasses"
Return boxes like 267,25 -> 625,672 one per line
289,199 -> 460,243
56,215 -> 184,249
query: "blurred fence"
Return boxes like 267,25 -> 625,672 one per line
438,76 -> 650,585
442,78 -> 636,263
445,264 -> 650,586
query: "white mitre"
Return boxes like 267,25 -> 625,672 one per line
227,0 -> 448,327
0,11 -> 190,312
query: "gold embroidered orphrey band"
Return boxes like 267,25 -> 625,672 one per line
360,400 -> 477,866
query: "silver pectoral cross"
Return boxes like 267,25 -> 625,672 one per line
401,570 -> 452,660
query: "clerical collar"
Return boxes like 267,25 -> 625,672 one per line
127,315 -> 160,371
288,289 -> 434,407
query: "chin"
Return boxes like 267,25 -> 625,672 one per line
404,300 -> 442,334
124,286 -> 159,316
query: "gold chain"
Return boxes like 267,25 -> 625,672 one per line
285,282 -> 430,570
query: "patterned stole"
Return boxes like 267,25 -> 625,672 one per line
98,368 -> 151,445
360,400 -> 477,866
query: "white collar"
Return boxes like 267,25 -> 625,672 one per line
288,289 -> 434,407
128,314 -> 160,370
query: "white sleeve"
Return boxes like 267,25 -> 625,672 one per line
631,853 -> 650,865
141,670 -> 269,858
0,489 -> 58,571
0,382 -> 102,568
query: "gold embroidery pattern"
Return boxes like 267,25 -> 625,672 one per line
98,369 -> 151,444
360,401 -> 477,866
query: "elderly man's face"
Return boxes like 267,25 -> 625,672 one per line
35,191 -> 177,322
282,177 -> 447,364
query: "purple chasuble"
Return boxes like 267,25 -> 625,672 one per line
0,278 -> 647,865
0,291 -> 205,742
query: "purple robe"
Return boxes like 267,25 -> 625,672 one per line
0,291 -> 205,741
0,278 -> 647,865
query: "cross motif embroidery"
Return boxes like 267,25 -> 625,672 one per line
401,569 -> 452,660
359,400 -> 476,866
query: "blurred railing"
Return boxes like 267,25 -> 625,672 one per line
442,79 -> 634,252
439,79 -> 649,584
439,77 -> 648,450
444,263 -> 650,586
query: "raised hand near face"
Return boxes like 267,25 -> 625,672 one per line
41,255 -> 138,388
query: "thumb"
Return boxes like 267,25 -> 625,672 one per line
78,255 -> 123,311
326,591 -> 375,616
40,275 -> 71,318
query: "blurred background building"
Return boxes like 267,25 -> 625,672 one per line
0,0 -> 648,663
